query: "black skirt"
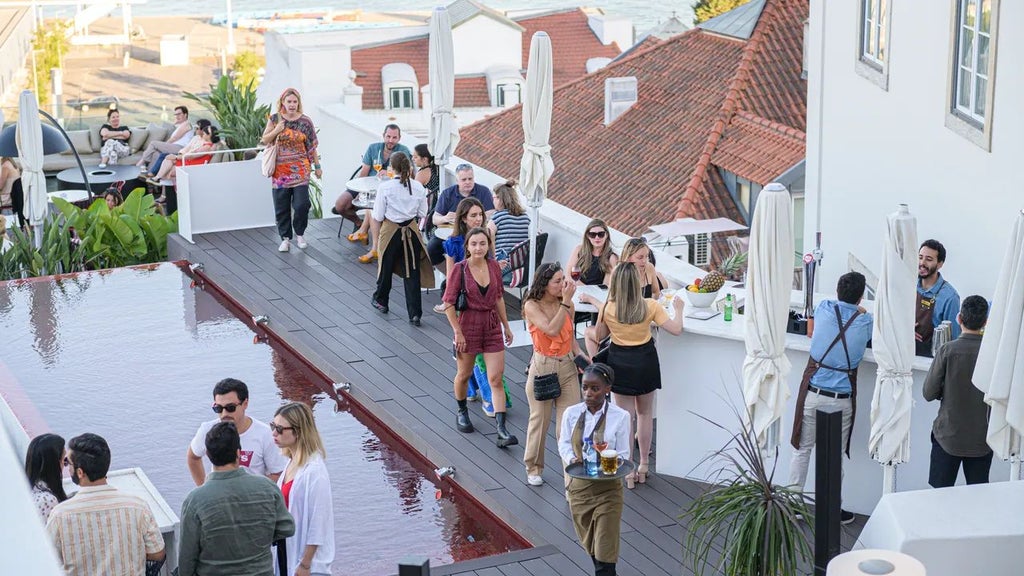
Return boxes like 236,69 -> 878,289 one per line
607,340 -> 661,396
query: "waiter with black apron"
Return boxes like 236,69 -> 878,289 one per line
788,272 -> 873,526
915,239 -> 961,357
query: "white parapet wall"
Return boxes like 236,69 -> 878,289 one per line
176,159 -> 275,243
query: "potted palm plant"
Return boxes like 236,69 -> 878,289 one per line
680,408 -> 813,576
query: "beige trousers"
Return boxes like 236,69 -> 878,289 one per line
523,352 -> 582,476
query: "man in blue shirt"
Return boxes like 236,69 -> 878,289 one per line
789,272 -> 873,525
915,239 -> 961,357
332,124 -> 412,228
426,163 -> 495,272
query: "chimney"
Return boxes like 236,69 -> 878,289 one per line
604,76 -> 637,125
588,14 -> 634,49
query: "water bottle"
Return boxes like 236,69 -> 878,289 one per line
724,294 -> 733,322
583,439 -> 598,477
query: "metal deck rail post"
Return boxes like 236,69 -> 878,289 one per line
398,557 -> 430,576
814,407 -> 843,575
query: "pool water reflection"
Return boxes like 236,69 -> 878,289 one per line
0,263 -> 527,574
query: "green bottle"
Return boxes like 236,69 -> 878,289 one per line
724,294 -> 733,322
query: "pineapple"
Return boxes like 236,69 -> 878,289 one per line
700,270 -> 725,293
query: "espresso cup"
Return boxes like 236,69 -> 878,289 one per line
600,449 -> 623,475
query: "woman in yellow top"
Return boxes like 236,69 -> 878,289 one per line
593,262 -> 684,487
521,262 -> 588,487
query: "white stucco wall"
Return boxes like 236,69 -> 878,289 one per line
805,0 -> 1024,300
258,32 -> 353,125
452,16 -> 522,75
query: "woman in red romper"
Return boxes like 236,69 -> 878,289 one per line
443,227 -> 516,447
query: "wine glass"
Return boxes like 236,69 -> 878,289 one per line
594,440 -> 608,453
571,266 -> 581,282
373,161 -> 383,177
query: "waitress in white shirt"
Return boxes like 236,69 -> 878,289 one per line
271,402 -> 334,576
370,151 -> 434,325
558,363 -> 631,576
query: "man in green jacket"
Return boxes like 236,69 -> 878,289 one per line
923,295 -> 993,488
178,422 -> 295,575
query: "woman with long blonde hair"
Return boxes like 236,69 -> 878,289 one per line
271,402 -> 334,575
592,263 -> 684,488
261,88 -> 322,253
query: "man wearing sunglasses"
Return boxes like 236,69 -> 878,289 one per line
187,378 -> 289,486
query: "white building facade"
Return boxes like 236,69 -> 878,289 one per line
805,0 -> 1023,299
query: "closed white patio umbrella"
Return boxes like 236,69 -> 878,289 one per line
17,91 -> 47,247
742,182 -> 794,448
868,204 -> 918,493
428,7 -> 458,193
973,209 -> 1024,481
519,32 -> 554,287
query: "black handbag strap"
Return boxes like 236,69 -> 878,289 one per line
274,539 -> 287,575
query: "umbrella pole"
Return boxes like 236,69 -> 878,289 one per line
527,204 -> 539,291
882,463 -> 897,493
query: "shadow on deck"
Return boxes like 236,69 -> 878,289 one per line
168,219 -> 866,575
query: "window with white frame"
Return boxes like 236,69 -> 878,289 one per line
860,0 -> 888,67
953,0 -> 994,125
389,87 -> 414,110
496,83 -> 521,108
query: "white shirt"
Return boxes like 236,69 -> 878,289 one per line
372,177 -> 428,224
557,401 -> 632,465
276,454 -> 335,575
171,122 -> 195,147
190,417 -> 288,477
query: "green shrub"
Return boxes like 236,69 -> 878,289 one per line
184,76 -> 270,154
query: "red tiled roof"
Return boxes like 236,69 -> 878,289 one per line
456,0 -> 808,242
350,8 -> 621,110
713,111 -> 805,184
517,9 -> 621,87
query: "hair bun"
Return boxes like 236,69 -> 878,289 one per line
505,178 -> 518,187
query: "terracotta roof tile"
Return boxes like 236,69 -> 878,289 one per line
714,111 -> 805,184
350,8 -> 621,111
517,9 -> 621,87
455,0 -> 806,244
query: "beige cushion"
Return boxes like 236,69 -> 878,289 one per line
146,122 -> 171,144
60,131 -> 94,156
128,127 -> 148,153
88,125 -> 103,152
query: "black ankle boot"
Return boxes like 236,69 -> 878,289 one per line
456,399 -> 474,433
495,412 -> 518,448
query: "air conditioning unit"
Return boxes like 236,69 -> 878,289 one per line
688,233 -> 710,267
604,76 -> 637,125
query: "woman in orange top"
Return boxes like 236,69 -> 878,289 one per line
521,262 -> 588,487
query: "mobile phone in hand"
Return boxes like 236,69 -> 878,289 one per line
574,355 -> 590,371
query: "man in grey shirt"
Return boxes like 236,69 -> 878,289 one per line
178,422 -> 295,575
923,295 -> 993,488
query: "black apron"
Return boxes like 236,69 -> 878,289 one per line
914,278 -> 945,357
790,304 -> 862,456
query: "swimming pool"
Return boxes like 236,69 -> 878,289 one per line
0,263 -> 527,574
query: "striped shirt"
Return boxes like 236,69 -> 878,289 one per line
491,210 -> 531,255
46,484 -> 165,576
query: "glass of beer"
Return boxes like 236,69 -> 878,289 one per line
600,449 -> 623,475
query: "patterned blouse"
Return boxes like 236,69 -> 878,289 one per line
270,113 -> 318,189
32,482 -> 59,521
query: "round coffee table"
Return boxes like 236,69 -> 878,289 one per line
57,164 -> 141,193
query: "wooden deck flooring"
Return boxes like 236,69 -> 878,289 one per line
168,220 -> 865,576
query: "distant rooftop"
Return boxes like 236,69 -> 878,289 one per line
697,0 -> 766,40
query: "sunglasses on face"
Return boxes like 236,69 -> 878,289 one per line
588,230 -> 607,239
63,456 -> 73,468
269,423 -> 295,434
212,403 -> 241,414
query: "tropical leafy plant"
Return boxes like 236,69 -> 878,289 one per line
692,0 -> 752,24
184,76 -> 270,154
681,406 -> 813,576
308,176 -> 323,220
231,50 -> 266,91
31,20 -> 71,106
0,189 -> 177,280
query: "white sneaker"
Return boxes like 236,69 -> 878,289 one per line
481,401 -> 495,418
278,239 -> 290,252
296,235 -> 308,249
527,474 -> 543,486
97,163 -> 107,168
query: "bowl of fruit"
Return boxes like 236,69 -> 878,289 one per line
685,271 -> 725,308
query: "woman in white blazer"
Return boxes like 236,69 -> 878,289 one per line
272,402 -> 335,576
